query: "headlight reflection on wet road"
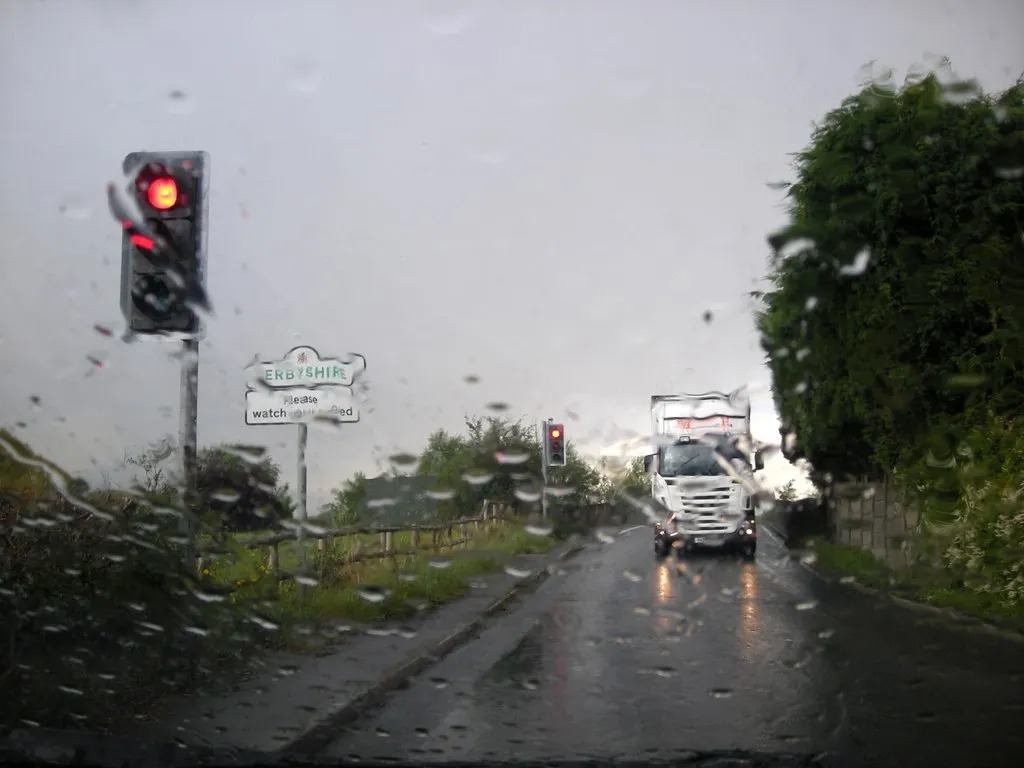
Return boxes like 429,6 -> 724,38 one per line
737,563 -> 760,662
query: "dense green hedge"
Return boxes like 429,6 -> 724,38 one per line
757,66 -> 1024,608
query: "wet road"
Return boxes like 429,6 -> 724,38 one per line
324,528 -> 1024,766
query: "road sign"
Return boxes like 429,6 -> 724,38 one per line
245,386 -> 360,425
245,346 -> 365,390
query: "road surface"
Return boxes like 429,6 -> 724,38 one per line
323,528 -> 1024,766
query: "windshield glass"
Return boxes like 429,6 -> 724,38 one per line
658,438 -> 748,477
3,2 -> 1024,766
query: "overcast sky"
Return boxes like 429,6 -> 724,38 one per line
1,0 -> 1021,510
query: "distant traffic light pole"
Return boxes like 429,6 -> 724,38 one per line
540,419 -> 566,521
113,151 -> 210,570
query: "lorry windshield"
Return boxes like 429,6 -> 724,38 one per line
658,438 -> 748,477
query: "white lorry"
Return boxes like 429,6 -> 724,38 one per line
646,388 -> 762,560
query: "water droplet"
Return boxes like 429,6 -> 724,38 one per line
795,600 -> 818,611
521,677 -> 540,690
504,565 -> 532,579
286,58 -> 322,94
59,201 -> 92,220
838,247 -> 871,276
545,485 -> 575,498
702,309 -> 714,324
398,571 -> 418,582
210,489 -> 241,504
653,666 -> 676,678
463,374 -> 480,384
358,585 -> 391,603
709,688 -> 733,699
462,469 -> 494,486
525,523 -> 553,537
429,677 -> 448,689
295,574 -> 319,587
838,575 -> 856,584
623,570 -> 642,583
495,451 -> 529,465
428,557 -> 451,569
514,485 -> 542,503
421,0 -> 478,35
166,89 -> 195,115
250,614 -> 280,631
425,488 -> 456,501
375,726 -> 390,737
389,452 -> 420,471
596,530 -> 616,544
485,401 -> 509,413
193,589 -> 228,603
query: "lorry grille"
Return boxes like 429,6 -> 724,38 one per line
672,486 -> 740,533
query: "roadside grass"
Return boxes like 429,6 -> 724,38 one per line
199,519 -> 559,647
805,538 -> 1024,633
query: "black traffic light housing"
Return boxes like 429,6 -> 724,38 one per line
547,423 -> 566,467
117,151 -> 209,339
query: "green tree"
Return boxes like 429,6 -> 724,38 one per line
757,69 -> 1024,480
195,444 -> 287,532
776,480 -> 797,502
322,471 -> 368,526
415,415 -> 602,520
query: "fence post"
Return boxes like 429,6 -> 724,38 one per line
411,528 -> 420,549
384,530 -> 394,553
267,541 -> 279,573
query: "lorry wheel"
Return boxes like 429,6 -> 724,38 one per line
741,543 -> 756,561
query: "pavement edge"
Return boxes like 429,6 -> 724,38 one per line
766,526 -> 1024,645
278,543 -> 586,758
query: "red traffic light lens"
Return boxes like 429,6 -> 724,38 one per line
147,177 -> 178,210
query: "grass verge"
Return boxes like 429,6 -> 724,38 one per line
805,538 -> 1024,634
201,520 -> 559,643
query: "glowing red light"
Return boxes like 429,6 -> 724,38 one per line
130,233 -> 155,250
550,429 -> 561,439
147,177 -> 178,210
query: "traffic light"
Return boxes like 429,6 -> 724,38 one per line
547,423 -> 566,467
116,151 -> 209,338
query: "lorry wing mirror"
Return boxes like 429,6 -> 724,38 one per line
754,454 -> 765,472
643,454 -> 655,474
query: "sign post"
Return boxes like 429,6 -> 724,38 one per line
244,346 -> 365,586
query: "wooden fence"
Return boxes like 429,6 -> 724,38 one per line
199,499 -> 517,574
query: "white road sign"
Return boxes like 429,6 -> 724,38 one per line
245,346 -> 365,390
245,386 -> 360,426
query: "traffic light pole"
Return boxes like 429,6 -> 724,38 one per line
540,418 -> 549,521
179,338 -> 200,571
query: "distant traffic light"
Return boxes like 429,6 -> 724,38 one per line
117,151 -> 209,338
547,423 -> 566,467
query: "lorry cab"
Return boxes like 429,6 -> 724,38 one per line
647,389 -> 762,560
